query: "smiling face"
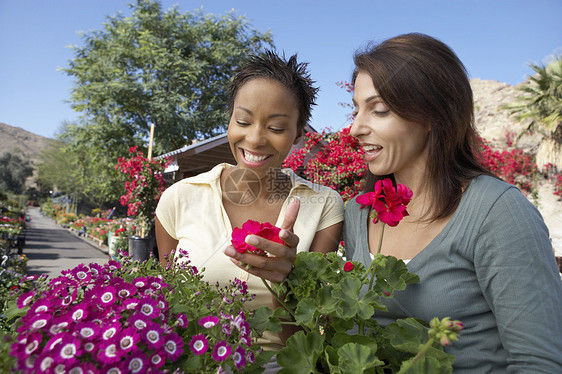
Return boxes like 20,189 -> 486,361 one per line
350,72 -> 430,184
228,78 -> 301,178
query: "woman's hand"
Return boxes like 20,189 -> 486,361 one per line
224,197 -> 300,283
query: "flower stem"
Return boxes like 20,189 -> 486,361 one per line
397,337 -> 435,374
377,223 -> 386,255
261,278 -> 309,332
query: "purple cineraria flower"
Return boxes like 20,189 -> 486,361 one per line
199,316 -> 219,329
212,341 -> 232,362
77,322 -> 100,340
238,321 -> 250,337
97,341 -> 120,364
115,283 -> 137,299
54,336 -> 82,365
189,334 -> 208,356
222,296 -> 233,304
83,342 -> 96,354
25,312 -> 51,331
138,297 -> 159,318
97,286 -> 117,306
234,278 -> 248,294
44,333 -> 64,351
163,333 -> 184,360
130,313 -> 149,331
240,334 -> 252,347
141,323 -> 164,349
34,352 -> 55,373
175,313 -> 188,328
101,321 -> 121,341
102,362 -> 126,374
117,327 -> 140,352
106,260 -> 121,271
68,362 -> 97,374
70,305 -> 88,322
233,346 -> 247,370
88,263 -> 103,277
122,298 -> 140,311
23,332 -> 42,356
126,351 -> 148,374
71,264 -> 92,283
133,277 -> 148,289
246,349 -> 256,364
52,363 -> 67,374
17,291 -> 35,308
31,299 -> 51,314
149,352 -> 165,369
221,323 -> 232,337
49,319 -> 70,335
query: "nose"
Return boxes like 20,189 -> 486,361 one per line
246,124 -> 267,147
350,110 -> 368,139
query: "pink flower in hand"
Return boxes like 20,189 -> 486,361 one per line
231,220 -> 283,256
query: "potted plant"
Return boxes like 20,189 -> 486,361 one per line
116,146 -> 168,262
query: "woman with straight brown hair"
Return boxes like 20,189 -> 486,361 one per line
344,33 -> 562,372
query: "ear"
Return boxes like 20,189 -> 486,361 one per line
293,129 -> 303,145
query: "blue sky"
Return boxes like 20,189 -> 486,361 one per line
1,0 -> 561,142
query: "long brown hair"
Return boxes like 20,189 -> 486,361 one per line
353,33 -> 494,221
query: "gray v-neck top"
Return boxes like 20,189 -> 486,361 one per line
344,175 -> 562,373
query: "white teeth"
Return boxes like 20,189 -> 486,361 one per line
363,145 -> 382,152
243,150 -> 269,163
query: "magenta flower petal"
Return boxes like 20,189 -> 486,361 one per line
198,316 -> 219,329
189,334 -> 208,356
211,341 -> 232,362
233,346 -> 247,370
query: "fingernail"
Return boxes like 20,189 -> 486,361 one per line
245,235 -> 258,245
224,246 -> 235,256
279,229 -> 288,239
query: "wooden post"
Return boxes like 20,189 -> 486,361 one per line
147,122 -> 155,160
142,122 -> 155,238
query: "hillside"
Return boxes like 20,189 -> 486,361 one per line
0,122 -> 56,165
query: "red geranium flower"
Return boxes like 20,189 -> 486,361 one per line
343,261 -> 354,272
356,178 -> 413,227
231,220 -> 283,256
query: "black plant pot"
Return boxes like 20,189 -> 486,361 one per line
128,235 -> 154,262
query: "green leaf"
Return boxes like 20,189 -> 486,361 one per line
248,306 -> 283,333
398,355 -> 453,374
331,332 -> 378,351
295,297 -> 317,325
277,331 -> 325,373
382,318 -> 428,353
337,343 -> 384,373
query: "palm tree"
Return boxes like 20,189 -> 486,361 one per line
504,55 -> 562,171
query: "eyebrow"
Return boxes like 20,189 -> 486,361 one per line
352,94 -> 381,107
236,106 -> 290,119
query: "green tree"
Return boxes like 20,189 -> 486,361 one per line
63,0 -> 273,155
0,152 -> 34,194
504,56 -> 562,170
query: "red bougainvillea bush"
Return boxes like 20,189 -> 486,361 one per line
283,127 -> 366,202
476,135 -> 539,196
115,147 -> 169,235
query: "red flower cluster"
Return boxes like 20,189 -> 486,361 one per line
477,136 -> 538,195
356,178 -> 413,227
283,127 -> 366,201
115,146 -> 169,220
343,261 -> 354,272
231,220 -> 283,256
